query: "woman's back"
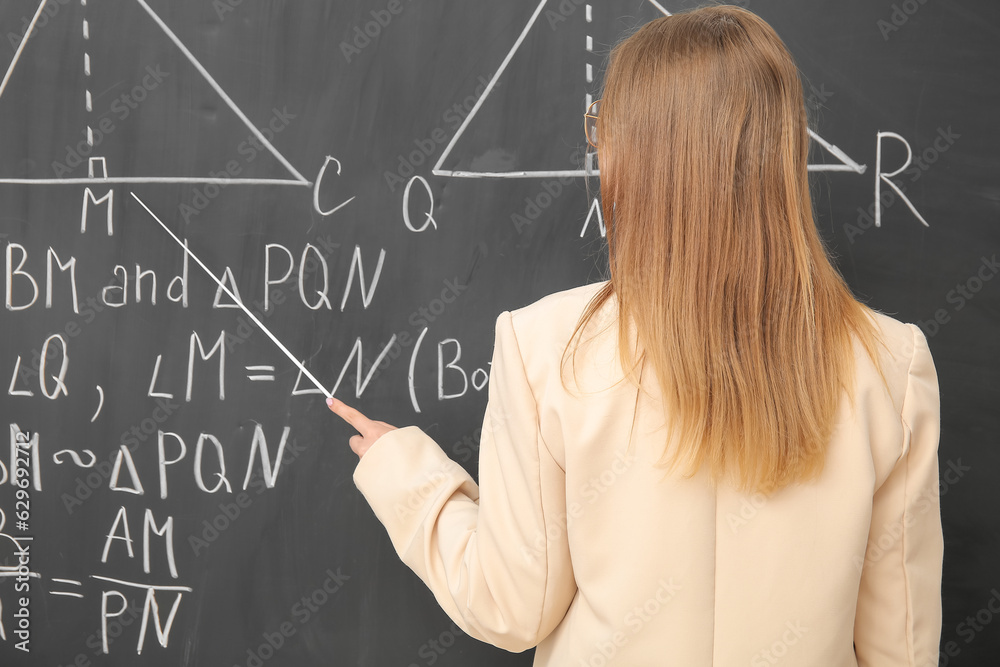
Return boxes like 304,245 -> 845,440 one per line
510,281 -> 942,666
353,279 -> 942,665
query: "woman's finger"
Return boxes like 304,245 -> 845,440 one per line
327,396 -> 372,435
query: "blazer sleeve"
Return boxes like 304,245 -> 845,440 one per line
854,323 -> 944,666
352,310 -> 577,653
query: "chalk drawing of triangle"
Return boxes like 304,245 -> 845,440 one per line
432,0 -> 866,179
0,0 -> 310,186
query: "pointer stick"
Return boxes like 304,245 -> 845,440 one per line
131,192 -> 333,398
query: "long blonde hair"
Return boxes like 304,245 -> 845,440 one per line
563,5 -> 889,497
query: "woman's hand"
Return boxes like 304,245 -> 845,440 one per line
326,396 -> 398,459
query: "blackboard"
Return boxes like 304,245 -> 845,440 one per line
0,1 -> 997,665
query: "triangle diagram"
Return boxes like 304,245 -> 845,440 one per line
0,0 -> 309,187
432,0 -> 866,179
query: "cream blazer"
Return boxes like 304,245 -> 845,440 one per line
353,281 -> 943,666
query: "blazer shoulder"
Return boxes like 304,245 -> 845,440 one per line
501,281 -> 620,398
507,281 -> 610,336
864,308 -> 922,367
855,308 -> 934,417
